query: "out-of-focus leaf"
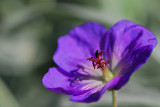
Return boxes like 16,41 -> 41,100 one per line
54,3 -> 125,25
99,0 -> 146,24
0,2 -> 54,76
152,37 -> 160,64
0,78 -> 20,107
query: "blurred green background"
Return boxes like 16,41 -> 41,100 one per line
0,0 -> 160,107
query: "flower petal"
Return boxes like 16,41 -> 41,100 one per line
69,86 -> 101,103
114,45 -> 153,90
42,67 -> 106,96
42,67 -> 86,95
99,76 -> 120,96
53,22 -> 107,72
69,76 -> 120,103
105,20 -> 157,71
105,20 -> 157,90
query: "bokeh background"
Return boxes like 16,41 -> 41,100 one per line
0,0 -> 160,107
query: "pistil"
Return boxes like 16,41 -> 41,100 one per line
87,50 -> 114,82
102,67 -> 114,82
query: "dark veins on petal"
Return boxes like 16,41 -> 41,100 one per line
70,35 -> 95,57
113,45 -> 153,89
122,31 -> 143,56
65,65 -> 104,88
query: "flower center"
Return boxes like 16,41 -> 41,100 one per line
87,50 -> 114,82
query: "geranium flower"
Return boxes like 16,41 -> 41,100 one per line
42,20 -> 157,103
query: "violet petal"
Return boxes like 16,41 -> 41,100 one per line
69,76 -> 120,103
105,20 -> 157,71
53,22 -> 107,72
105,20 -> 157,89
42,67 -> 86,95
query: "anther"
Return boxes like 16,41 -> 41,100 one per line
95,50 -> 99,58
87,50 -> 109,70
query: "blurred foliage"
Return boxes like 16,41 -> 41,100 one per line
0,0 -> 160,107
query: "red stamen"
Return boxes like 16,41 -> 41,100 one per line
87,50 -> 109,71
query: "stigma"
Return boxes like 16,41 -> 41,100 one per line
87,50 -> 114,82
87,50 -> 109,70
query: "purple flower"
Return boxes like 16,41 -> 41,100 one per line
42,20 -> 157,103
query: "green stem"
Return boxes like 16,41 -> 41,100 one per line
112,90 -> 117,107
